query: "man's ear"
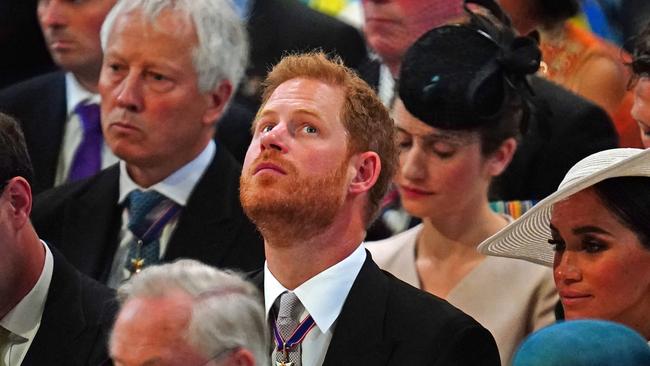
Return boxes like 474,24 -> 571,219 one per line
3,177 -> 32,228
202,80 -> 233,126
223,347 -> 255,366
484,137 -> 517,177
349,151 -> 381,195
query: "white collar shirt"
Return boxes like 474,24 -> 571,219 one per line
264,244 -> 366,366
0,241 -> 54,366
106,141 -> 216,288
54,73 -> 118,185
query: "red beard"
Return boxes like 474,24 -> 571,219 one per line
240,150 -> 349,241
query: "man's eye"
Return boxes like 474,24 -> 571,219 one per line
261,124 -> 274,133
303,125 -> 317,134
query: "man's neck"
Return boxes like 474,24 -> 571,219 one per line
264,215 -> 365,290
72,70 -> 100,94
126,139 -> 211,188
0,231 -> 45,319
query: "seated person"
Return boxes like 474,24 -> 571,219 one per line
109,259 -> 267,366
480,147 -> 650,340
367,9 -> 557,364
0,112 -> 116,366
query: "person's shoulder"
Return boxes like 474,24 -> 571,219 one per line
366,225 -> 420,265
32,165 -> 119,219
0,71 -> 64,101
379,270 -> 501,364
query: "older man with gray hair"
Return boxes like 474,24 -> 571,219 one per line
32,0 -> 264,287
110,259 -> 268,366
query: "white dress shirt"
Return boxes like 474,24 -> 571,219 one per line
0,241 -> 54,366
106,141 -> 216,288
54,73 -> 118,185
264,245 -> 366,366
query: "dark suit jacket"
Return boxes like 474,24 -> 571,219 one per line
254,253 -> 501,365
0,71 -> 257,191
357,59 -> 619,201
238,0 -> 367,107
31,146 -> 265,283
23,247 -> 117,366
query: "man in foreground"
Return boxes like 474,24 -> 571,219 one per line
240,52 -> 500,365
110,259 -> 267,366
0,112 -> 116,366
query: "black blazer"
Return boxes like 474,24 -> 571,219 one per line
0,71 -> 258,191
31,146 -> 265,283
357,59 -> 619,201
238,0 -> 367,107
254,253 -> 501,365
0,71 -> 67,194
23,247 -> 117,366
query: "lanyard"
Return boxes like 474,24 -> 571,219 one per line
272,314 -> 316,353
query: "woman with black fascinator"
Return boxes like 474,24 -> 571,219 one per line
366,8 -> 557,365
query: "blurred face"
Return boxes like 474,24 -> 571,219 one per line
550,188 -> 650,333
361,0 -> 462,72
37,0 -> 116,76
394,101 -> 490,221
110,293 -> 215,366
99,9 -> 221,181
631,78 -> 650,148
498,0 -> 538,34
240,78 -> 352,238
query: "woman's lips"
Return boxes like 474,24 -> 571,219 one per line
399,185 -> 434,199
559,290 -> 593,306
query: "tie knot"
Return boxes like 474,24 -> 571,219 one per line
74,102 -> 101,133
127,190 -> 175,240
277,292 -> 303,321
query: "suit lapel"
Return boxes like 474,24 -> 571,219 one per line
163,147 -> 243,266
23,250 -> 87,365
322,254 -> 391,365
28,72 -> 67,193
59,167 -> 122,281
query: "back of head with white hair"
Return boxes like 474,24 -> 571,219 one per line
117,259 -> 268,365
100,0 -> 249,94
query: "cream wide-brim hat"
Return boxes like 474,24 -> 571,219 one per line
478,148 -> 650,266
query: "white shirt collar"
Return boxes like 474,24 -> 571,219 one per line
65,72 -> 100,115
118,140 -> 216,206
0,241 -> 54,340
264,245 -> 366,333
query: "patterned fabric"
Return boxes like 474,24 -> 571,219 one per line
125,190 -> 179,273
68,102 -> 102,182
272,292 -> 304,366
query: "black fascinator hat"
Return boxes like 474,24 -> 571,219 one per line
398,0 -> 541,131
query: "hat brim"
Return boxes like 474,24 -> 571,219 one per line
478,148 -> 650,266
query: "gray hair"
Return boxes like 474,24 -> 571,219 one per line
100,0 -> 248,93
117,259 -> 268,365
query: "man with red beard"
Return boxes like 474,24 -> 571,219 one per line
241,52 -> 500,366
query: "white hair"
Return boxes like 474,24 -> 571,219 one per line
117,259 -> 268,365
100,0 -> 248,94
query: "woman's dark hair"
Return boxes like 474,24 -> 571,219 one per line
535,0 -> 580,26
592,176 -> 650,250
0,112 -> 33,187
